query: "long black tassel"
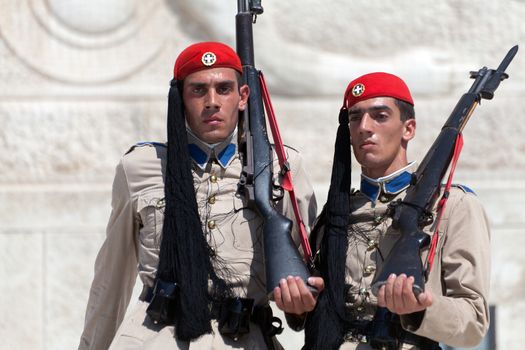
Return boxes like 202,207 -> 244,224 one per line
156,80 -> 230,341
304,108 -> 352,349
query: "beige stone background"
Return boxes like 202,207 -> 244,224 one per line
0,0 -> 523,349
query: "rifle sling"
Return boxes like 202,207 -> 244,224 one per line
259,72 -> 313,263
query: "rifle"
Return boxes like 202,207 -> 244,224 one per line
236,0 -> 315,297
371,45 -> 518,296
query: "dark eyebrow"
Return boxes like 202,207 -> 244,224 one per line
348,105 -> 393,115
216,80 -> 236,86
186,80 -> 236,88
186,82 -> 206,89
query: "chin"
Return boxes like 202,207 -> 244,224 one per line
203,132 -> 228,144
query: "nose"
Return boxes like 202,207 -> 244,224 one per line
205,89 -> 220,109
357,113 -> 374,134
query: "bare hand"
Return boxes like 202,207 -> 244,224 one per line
377,274 -> 432,315
274,276 -> 325,316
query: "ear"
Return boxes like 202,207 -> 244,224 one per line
402,118 -> 416,142
238,84 -> 250,111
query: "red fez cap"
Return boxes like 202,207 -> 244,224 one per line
173,42 -> 243,80
343,72 -> 414,109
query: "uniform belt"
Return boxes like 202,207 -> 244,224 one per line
140,285 -> 283,339
139,284 -> 155,302
344,308 -> 441,350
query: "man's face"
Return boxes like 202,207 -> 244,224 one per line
182,67 -> 249,144
348,97 -> 416,178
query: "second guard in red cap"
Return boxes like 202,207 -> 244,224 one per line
303,72 -> 491,350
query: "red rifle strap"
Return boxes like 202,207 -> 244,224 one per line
426,133 -> 464,274
258,72 -> 313,263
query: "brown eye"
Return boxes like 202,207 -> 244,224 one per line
348,113 -> 361,122
374,113 -> 388,122
217,85 -> 233,94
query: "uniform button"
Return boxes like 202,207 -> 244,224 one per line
210,174 -> 218,183
364,265 -> 376,275
367,239 -> 377,251
359,287 -> 367,295
357,306 -> 364,312
207,220 -> 216,229
208,195 -> 216,204
379,195 -> 388,202
155,198 -> 165,209
374,215 -> 383,224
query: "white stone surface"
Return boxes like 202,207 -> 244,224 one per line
45,232 -> 105,350
0,232 -> 44,350
0,0 -> 524,349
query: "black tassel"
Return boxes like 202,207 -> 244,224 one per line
304,108 -> 352,349
156,80 -> 229,340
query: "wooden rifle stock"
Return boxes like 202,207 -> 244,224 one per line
371,45 -> 518,297
236,0 -> 313,298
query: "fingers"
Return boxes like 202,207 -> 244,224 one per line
403,276 -> 419,306
381,274 -> 431,315
392,273 -> 406,311
417,289 -> 433,308
384,273 -> 396,310
307,276 -> 325,293
273,276 -> 320,315
280,276 -> 295,308
290,276 -> 317,312
273,285 -> 284,310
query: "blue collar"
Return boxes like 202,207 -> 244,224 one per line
360,162 -> 417,202
186,129 -> 237,169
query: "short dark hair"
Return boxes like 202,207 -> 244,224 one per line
394,99 -> 415,121
235,71 -> 244,92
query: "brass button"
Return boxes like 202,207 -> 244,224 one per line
208,195 -> 216,204
155,198 -> 165,209
373,215 -> 383,224
379,195 -> 389,202
210,174 -> 218,183
358,287 -> 367,295
364,265 -> 376,275
207,220 -> 216,230
367,239 -> 377,251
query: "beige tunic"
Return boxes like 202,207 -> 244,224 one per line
78,140 -> 317,350
317,163 -> 490,350
335,182 -> 491,349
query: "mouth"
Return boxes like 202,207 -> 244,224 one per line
360,140 -> 376,149
204,115 -> 223,125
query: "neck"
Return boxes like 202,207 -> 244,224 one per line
361,156 -> 409,179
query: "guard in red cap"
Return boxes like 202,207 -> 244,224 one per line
78,42 -> 317,350
304,72 -> 490,349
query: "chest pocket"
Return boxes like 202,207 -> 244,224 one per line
137,190 -> 165,249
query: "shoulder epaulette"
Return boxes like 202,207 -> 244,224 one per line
451,184 -> 476,195
125,141 -> 167,155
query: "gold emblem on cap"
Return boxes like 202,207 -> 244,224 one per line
352,83 -> 365,97
201,52 -> 217,66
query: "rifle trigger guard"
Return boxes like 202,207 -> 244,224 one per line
279,161 -> 291,176
419,211 -> 434,227
272,183 -> 285,202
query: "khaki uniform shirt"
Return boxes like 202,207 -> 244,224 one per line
320,164 -> 490,350
78,135 -> 317,350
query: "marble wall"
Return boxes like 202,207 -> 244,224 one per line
0,1 -> 523,349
